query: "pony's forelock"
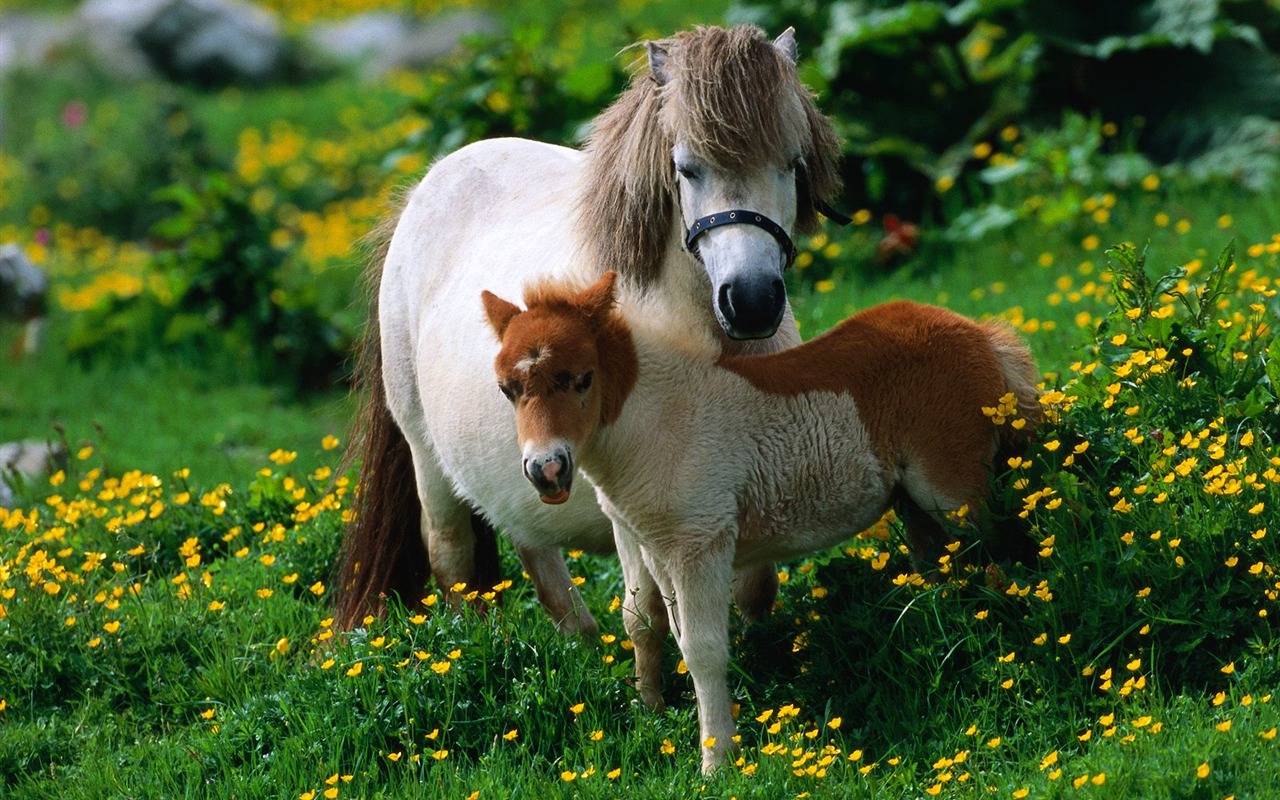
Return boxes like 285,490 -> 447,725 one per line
577,25 -> 843,286
657,26 -> 804,172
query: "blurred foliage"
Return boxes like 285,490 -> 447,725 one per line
65,172 -> 357,392
397,26 -> 628,156
0,56 -> 218,239
729,0 -> 1280,219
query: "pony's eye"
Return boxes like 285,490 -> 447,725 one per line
576,371 -> 594,392
499,381 -> 519,401
676,164 -> 700,181
789,156 -> 804,174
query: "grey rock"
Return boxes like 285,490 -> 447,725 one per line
0,440 -> 66,509
0,243 -> 46,322
307,10 -> 500,78
0,13 -> 80,74
81,0 -> 286,85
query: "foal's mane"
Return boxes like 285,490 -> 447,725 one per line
518,275 -> 640,427
577,25 -> 842,287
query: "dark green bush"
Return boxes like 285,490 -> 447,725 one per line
730,0 -> 1280,218
65,173 -> 356,392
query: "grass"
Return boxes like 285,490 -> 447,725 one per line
0,319 -> 351,485
3,184 -> 1278,798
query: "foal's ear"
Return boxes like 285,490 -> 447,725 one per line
646,41 -> 671,86
481,290 -> 522,339
576,271 -> 619,326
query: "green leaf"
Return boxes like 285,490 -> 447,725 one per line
1266,337 -> 1280,396
943,204 -> 1019,241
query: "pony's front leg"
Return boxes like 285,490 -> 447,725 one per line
615,527 -> 668,710
658,537 -> 737,774
514,544 -> 599,636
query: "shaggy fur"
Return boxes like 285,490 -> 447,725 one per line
577,25 -> 842,286
488,274 -> 1042,773
331,24 -> 839,636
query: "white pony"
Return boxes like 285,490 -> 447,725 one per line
334,25 -> 844,633
484,272 -> 1041,772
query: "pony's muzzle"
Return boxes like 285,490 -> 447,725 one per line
716,277 -> 786,340
524,449 -> 574,504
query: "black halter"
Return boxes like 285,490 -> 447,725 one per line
684,210 -> 797,270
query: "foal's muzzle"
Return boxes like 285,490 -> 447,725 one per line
524,448 -> 574,505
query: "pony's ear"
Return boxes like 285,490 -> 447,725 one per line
645,41 -> 671,85
576,271 -> 619,325
774,27 -> 798,64
481,290 -> 522,339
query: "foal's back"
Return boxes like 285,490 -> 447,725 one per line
719,300 -> 1037,496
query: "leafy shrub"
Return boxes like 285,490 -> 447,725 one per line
730,0 -> 1280,218
65,173 -> 356,392
0,62 -> 218,238
397,26 -> 627,156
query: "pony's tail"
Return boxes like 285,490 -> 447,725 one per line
983,320 -> 1043,447
332,319 -> 431,630
332,188 -> 504,629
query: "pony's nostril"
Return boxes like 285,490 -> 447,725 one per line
717,283 -> 734,319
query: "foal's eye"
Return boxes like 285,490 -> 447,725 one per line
576,371 -> 594,392
788,156 -> 804,174
499,381 -> 519,401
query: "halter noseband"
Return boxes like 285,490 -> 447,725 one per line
684,210 -> 797,270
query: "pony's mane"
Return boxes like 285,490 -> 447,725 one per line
577,25 -> 842,287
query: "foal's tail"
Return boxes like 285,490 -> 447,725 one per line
981,320 -> 1045,564
332,318 -> 432,630
983,320 -> 1043,446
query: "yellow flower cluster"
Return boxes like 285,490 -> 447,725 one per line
0,439 -> 349,632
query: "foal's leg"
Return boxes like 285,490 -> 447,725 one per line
896,491 -> 953,572
615,528 -> 668,710
900,453 -> 992,571
656,537 -> 737,774
515,544 -> 599,636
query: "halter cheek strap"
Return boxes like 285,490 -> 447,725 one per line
684,210 -> 798,270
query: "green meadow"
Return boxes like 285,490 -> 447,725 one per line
2,1 -> 1278,797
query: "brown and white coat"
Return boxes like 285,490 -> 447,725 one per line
485,273 -> 1040,772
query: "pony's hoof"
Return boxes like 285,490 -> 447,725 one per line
639,687 -> 665,712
